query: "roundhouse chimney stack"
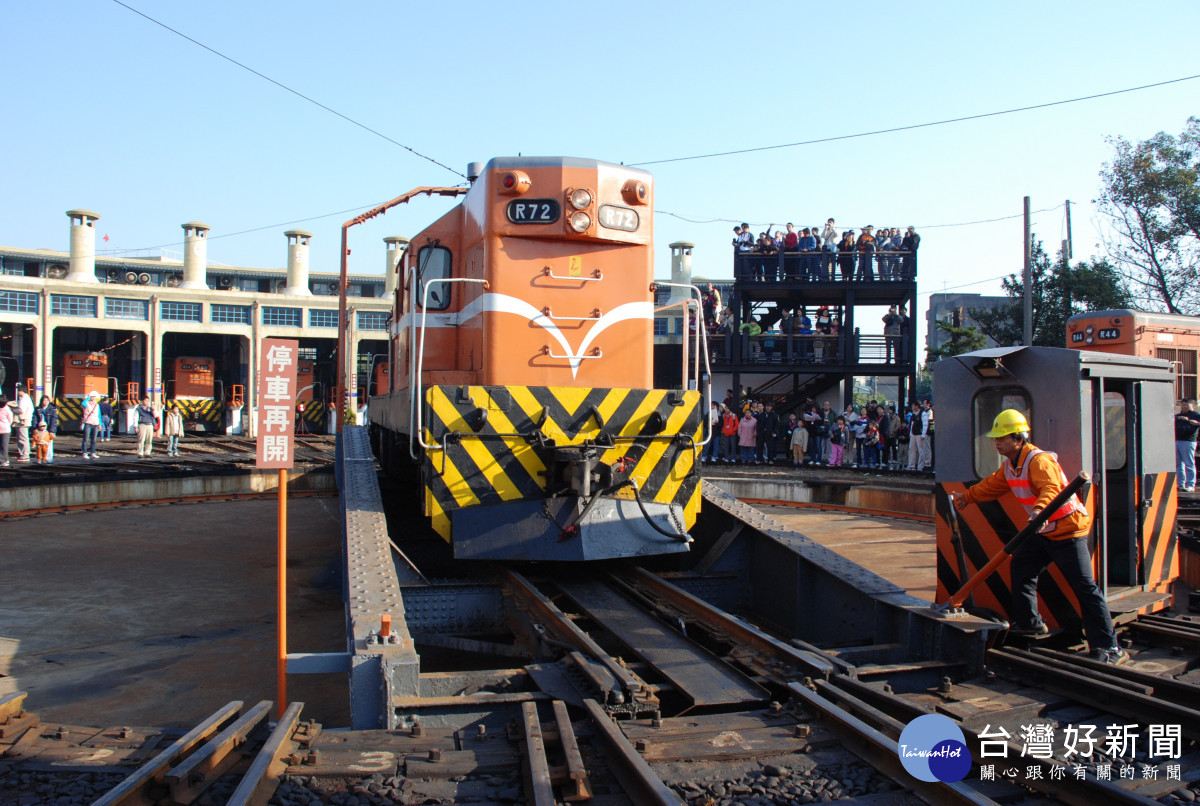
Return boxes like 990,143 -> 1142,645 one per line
180,221 -> 210,290
283,229 -> 313,295
65,209 -> 101,283
383,236 -> 409,299
668,241 -> 695,304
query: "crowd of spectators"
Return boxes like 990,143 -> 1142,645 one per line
700,296 -> 911,365
703,391 -> 934,472
733,219 -> 919,282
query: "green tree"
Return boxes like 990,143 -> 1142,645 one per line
969,238 -> 1131,348
926,318 -> 987,361
1095,117 -> 1200,314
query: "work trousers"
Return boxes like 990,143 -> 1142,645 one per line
1010,534 -> 1118,651
15,426 -> 29,460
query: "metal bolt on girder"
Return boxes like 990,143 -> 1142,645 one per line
795,725 -> 811,738
411,722 -> 424,737
635,740 -> 648,752
476,724 -> 487,741
939,676 -> 953,693
429,749 -> 442,762
303,750 -> 321,766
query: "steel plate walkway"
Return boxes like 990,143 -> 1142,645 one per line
557,579 -> 769,709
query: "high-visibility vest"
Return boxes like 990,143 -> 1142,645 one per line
1002,448 -> 1087,523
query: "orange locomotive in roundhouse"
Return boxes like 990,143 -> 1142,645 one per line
369,157 -> 707,562
1067,309 -> 1200,400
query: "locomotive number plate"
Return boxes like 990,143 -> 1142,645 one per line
598,204 -> 639,232
1098,328 -> 1120,340
507,199 -> 560,224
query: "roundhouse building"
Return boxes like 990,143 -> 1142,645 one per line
0,210 -> 403,435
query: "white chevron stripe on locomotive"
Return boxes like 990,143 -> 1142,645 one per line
396,295 -> 653,378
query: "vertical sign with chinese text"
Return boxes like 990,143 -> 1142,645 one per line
256,338 -> 298,468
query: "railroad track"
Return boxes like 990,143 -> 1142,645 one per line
7,565 -> 1199,804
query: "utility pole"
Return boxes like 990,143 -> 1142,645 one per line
1023,196 -> 1032,346
1064,199 -> 1073,260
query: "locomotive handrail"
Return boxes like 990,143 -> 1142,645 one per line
108,376 -> 119,400
542,346 -> 603,360
541,306 -> 601,322
652,281 -> 712,447
413,277 -> 490,455
542,266 -> 602,283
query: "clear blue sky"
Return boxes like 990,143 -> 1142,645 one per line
3,1 -> 1197,348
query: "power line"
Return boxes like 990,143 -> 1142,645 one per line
100,201 -> 396,257
631,73 -> 1200,167
659,209 -> 1058,231
110,0 -> 465,179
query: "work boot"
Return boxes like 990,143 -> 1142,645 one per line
1009,622 -> 1049,638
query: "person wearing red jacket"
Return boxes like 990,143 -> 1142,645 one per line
952,409 -> 1126,664
720,404 -> 739,463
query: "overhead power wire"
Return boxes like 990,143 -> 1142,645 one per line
631,73 -> 1200,167
659,207 -> 1059,231
109,0 -> 465,179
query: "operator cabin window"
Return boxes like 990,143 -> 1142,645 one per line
1103,391 -> 1127,470
416,245 -> 452,311
973,389 -> 1030,479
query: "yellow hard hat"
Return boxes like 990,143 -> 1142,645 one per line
985,409 -> 1030,438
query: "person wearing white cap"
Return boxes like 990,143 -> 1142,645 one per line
81,390 -> 102,459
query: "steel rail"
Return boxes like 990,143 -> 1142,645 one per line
613,566 -> 838,680
786,681 -> 997,805
828,675 -> 1166,806
986,647 -> 1200,738
165,700 -> 273,803
497,567 -> 646,703
520,702 -> 555,806
92,700 -> 243,806
1,489 -> 335,520
227,701 -> 304,806
1028,645 -> 1200,711
582,698 -> 682,806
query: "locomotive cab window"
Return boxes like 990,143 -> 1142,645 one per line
416,245 -> 452,311
1103,391 -> 1127,471
973,388 -> 1030,479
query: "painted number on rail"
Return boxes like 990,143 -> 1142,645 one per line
349,750 -> 396,772
598,204 -> 639,232
507,199 -> 560,224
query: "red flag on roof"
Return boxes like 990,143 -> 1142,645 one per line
102,234 -> 109,242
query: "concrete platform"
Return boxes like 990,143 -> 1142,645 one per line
750,503 -> 937,603
0,495 -> 349,730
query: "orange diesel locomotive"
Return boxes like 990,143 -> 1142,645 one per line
165,356 -> 221,431
55,351 -> 111,429
1067,309 -> 1200,400
369,156 -> 707,562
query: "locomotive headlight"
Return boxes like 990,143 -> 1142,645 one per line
1086,326 -> 1094,335
569,189 -> 593,210
569,211 -> 592,232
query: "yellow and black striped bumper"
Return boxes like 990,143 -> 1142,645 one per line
421,385 -> 705,561
173,399 -> 221,430
55,397 -> 83,428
